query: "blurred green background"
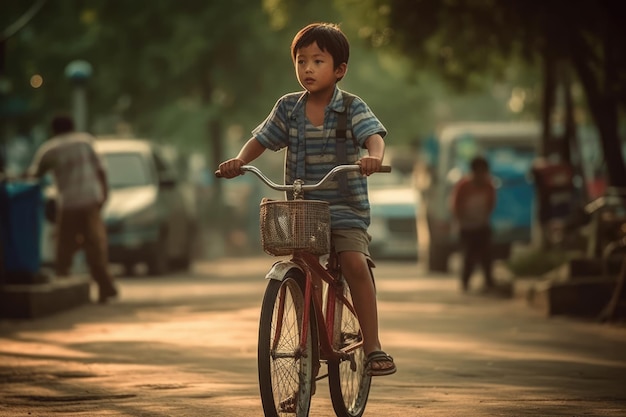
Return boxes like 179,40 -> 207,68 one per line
1,0 -> 624,191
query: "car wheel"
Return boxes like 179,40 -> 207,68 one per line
172,248 -> 192,271
147,231 -> 169,276
171,224 -> 196,271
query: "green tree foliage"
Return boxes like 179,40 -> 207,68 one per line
3,0 -> 542,167
2,1 -> 291,153
258,0 -> 530,146
357,0 -> 626,187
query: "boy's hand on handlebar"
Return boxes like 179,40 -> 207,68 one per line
358,156 -> 382,176
218,158 -> 245,178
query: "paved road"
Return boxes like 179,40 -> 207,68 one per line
1,257 -> 625,416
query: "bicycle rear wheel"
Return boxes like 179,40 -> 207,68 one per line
258,271 -> 315,417
328,276 -> 372,417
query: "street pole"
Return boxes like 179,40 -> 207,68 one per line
64,60 -> 92,132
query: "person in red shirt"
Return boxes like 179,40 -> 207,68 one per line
451,156 -> 496,292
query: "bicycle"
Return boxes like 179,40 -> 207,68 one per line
216,164 -> 390,417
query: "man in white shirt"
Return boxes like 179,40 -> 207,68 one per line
28,114 -> 118,303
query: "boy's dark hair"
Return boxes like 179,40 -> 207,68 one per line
291,23 -> 349,78
51,114 -> 75,135
470,155 -> 489,172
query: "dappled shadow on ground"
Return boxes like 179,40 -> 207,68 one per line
374,270 -> 626,415
1,257 -> 625,416
0,260 -> 269,416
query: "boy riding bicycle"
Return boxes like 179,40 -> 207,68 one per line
218,22 -> 396,377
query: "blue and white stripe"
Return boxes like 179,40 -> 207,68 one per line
252,87 -> 387,230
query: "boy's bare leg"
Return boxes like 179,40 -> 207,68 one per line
340,250 -> 395,375
339,251 -> 382,355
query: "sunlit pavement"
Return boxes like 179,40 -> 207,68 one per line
1,256 -> 625,416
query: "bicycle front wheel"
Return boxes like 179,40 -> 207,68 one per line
328,276 -> 372,417
258,271 -> 315,417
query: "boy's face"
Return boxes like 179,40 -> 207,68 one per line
294,42 -> 346,94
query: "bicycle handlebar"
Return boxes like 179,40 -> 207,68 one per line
215,164 -> 391,193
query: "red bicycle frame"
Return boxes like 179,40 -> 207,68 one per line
286,251 -> 362,363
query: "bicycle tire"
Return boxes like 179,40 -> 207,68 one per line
328,275 -> 372,417
258,270 -> 315,417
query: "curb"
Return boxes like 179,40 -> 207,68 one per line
512,275 -> 618,318
0,275 -> 91,319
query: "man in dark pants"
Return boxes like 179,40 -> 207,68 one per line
27,114 -> 118,303
451,156 -> 496,292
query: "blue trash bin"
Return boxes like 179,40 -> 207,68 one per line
0,181 -> 44,279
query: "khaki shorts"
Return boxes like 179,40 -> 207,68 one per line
331,228 -> 371,256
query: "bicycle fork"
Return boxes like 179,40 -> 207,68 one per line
305,256 -> 364,364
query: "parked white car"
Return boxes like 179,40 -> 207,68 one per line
95,138 -> 198,275
367,171 -> 420,260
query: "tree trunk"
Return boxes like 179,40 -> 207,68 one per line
207,117 -> 229,234
0,39 -> 6,173
208,117 -> 223,202
540,49 -> 556,158
561,67 -> 574,165
569,19 -> 626,189
592,100 -> 625,189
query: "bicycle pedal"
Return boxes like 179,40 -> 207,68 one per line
349,355 -> 357,372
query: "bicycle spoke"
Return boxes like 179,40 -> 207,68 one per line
328,277 -> 371,417
259,273 -> 314,417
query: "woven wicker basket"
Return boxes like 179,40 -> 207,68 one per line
259,199 -> 331,256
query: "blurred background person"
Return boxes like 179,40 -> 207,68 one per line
451,155 -> 496,293
27,114 -> 118,303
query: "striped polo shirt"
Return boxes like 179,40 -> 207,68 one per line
252,87 -> 387,230
28,132 -> 106,209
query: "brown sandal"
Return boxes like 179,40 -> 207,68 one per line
365,350 -> 397,376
